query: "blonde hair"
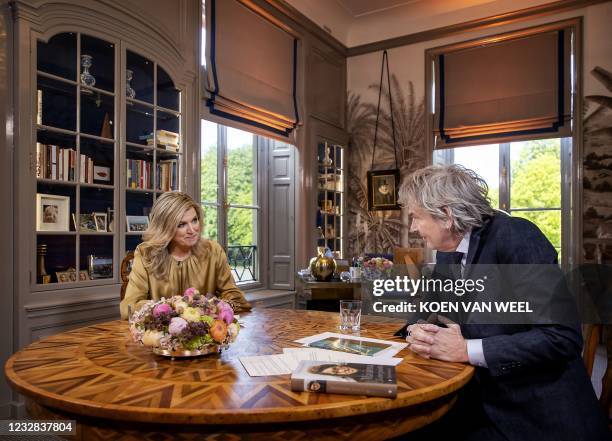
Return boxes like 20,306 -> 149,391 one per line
138,191 -> 209,280
398,165 -> 496,234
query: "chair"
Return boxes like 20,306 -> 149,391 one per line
120,251 -> 134,302
583,324 -> 612,419
393,247 -> 424,279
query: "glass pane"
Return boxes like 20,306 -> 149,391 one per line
157,66 -> 180,111
452,144 -> 500,209
126,235 -> 143,253
80,90 -> 114,139
227,127 -> 256,206
126,51 -> 154,103
80,35 -> 114,92
36,130 -> 76,181
201,120 -> 218,204
156,153 -> 179,192
156,110 -> 180,151
227,207 -> 256,246
336,145 -> 342,169
126,192 -> 153,217
37,33 -> 77,80
126,102 -> 153,145
510,139 -> 561,209
202,204 -> 218,241
37,75 -> 76,131
511,210 -> 561,250
80,236 -> 113,280
37,235 -> 76,284
80,138 -> 114,185
79,188 -> 113,227
36,183 -> 76,232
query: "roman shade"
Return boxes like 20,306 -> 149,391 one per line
205,0 -> 300,138
434,27 -> 572,148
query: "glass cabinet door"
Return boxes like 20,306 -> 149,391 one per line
35,32 -> 116,286
316,141 -> 345,259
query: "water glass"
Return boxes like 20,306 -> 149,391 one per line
339,300 -> 362,332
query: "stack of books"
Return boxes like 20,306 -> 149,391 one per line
141,130 -> 180,151
126,159 -> 152,190
79,154 -> 95,184
36,142 -> 76,182
157,159 -> 178,191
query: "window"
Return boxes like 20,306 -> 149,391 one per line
201,120 -> 260,284
435,137 -> 570,265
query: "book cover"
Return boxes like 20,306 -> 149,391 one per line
290,361 -> 397,398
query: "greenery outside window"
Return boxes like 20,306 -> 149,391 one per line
435,137 -> 570,266
201,120 -> 260,284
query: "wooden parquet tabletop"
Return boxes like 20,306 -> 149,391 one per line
5,309 -> 474,440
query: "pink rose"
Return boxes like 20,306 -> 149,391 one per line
153,303 -> 172,317
183,287 -> 199,299
217,301 -> 234,324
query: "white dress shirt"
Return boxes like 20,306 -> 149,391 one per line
456,230 -> 488,368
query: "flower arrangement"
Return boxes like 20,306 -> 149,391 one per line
362,256 -> 394,280
129,287 -> 240,353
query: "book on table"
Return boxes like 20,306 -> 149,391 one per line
290,360 -> 397,398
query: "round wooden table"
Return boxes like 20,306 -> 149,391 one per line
5,309 -> 474,441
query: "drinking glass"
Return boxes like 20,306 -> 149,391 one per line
339,300 -> 362,332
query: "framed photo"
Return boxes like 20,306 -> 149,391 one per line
79,270 -> 90,281
367,169 -> 401,211
55,269 -> 77,283
107,208 -> 115,232
93,165 -> 111,183
88,255 -> 113,279
126,215 -> 149,232
36,193 -> 70,232
75,213 -> 97,232
93,212 -> 107,232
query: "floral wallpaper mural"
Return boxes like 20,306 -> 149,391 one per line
346,76 -> 426,257
583,66 -> 612,264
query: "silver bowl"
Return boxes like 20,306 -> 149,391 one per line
152,344 -> 226,358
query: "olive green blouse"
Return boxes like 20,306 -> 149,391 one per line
120,240 -> 251,319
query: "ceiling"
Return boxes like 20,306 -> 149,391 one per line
334,0 -> 422,17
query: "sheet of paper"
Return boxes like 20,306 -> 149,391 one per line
282,347 -> 403,366
240,347 -> 404,377
294,332 -> 408,358
239,354 -> 294,376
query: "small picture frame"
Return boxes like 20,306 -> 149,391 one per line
126,215 -> 150,232
79,270 -> 90,281
55,269 -> 77,283
75,213 -> 97,232
93,165 -> 111,183
93,212 -> 107,232
88,255 -> 113,279
107,208 -> 115,233
36,193 -> 70,232
367,169 -> 401,211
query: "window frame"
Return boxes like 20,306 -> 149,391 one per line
200,121 -> 265,289
435,138 -> 571,268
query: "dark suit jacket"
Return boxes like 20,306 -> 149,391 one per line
434,213 -> 609,441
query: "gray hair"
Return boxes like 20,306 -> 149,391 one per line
399,164 -> 496,234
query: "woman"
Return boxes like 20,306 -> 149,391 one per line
398,165 -> 608,441
120,191 -> 251,319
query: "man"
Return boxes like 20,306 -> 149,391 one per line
398,164 -> 609,441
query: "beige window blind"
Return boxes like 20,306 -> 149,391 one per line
204,0 -> 300,138
434,27 -> 572,148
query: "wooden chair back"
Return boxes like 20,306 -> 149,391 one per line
120,251 -> 134,302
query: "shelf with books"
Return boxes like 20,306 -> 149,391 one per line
316,141 -> 345,259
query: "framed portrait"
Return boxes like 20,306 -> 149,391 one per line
93,212 -> 107,232
79,270 -> 90,281
88,255 -> 113,279
126,215 -> 150,232
367,169 -> 401,211
75,213 -> 97,232
36,193 -> 70,232
55,269 -> 77,283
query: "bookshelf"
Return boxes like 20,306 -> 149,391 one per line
33,32 -> 182,288
316,141 -> 345,259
